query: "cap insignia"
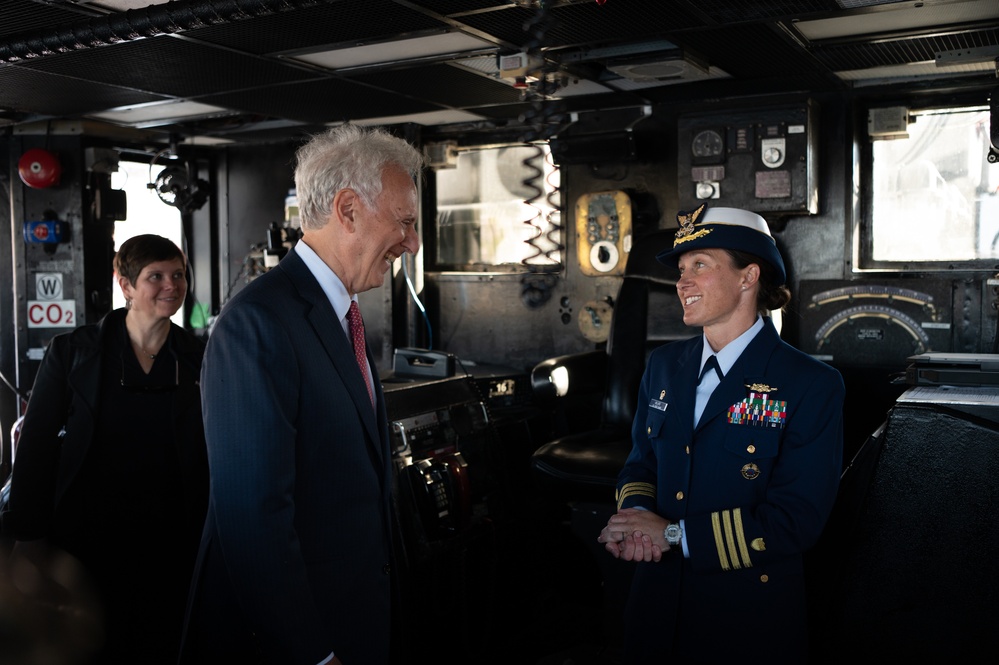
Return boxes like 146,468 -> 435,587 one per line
673,203 -> 711,248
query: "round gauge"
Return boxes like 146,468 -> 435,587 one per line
692,129 -> 724,159
579,299 -> 614,343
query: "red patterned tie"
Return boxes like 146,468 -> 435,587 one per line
347,301 -> 375,408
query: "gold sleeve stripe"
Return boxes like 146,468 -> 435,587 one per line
732,508 -> 753,568
711,512 -> 731,570
616,482 -> 656,510
711,509 -> 756,570
721,510 -> 742,570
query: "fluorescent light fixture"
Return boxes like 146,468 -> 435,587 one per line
836,59 -> 995,84
178,135 -> 235,146
293,32 -> 495,71
346,109 -> 487,127
793,0 -> 999,41
553,78 -> 613,98
89,0 -> 172,9
605,65 -> 730,91
89,100 -> 232,127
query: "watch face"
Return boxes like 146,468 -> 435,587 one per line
666,523 -> 681,544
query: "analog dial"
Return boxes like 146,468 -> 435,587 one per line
692,129 -> 724,159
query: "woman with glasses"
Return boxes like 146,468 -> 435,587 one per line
3,234 -> 208,664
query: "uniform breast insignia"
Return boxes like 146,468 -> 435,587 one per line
741,463 -> 761,480
727,383 -> 787,428
649,388 -> 668,411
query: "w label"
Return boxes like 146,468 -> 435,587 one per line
35,273 -> 63,301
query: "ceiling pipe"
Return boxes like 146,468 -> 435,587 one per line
0,0 -> 332,63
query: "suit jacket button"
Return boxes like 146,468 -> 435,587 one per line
382,563 -> 392,575
760,574 -> 769,583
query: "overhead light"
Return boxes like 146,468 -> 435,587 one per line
89,0 -> 172,9
292,32 -> 495,71
936,45 -> 999,67
606,54 -> 709,82
553,78 -> 613,98
792,0 -> 999,41
836,59 -> 995,85
89,100 -> 233,127
347,109 -> 487,127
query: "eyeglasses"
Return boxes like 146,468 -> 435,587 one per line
120,356 -> 179,393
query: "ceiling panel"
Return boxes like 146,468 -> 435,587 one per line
18,35 -> 320,98
0,0 -> 97,40
410,0 -> 515,16
0,0 -> 995,142
0,65 -> 166,116
186,0 -> 451,56
692,0 -> 840,23
197,77 -> 443,125
351,63 -> 523,108
813,26 -> 999,72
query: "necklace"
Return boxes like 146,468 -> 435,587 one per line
125,315 -> 166,362
129,337 -> 160,360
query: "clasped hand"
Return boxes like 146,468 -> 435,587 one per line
597,508 -> 671,562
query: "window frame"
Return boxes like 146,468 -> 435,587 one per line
427,141 -> 562,274
856,93 -> 999,273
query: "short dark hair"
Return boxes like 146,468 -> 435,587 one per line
114,234 -> 185,286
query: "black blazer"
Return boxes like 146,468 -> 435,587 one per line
3,308 -> 207,542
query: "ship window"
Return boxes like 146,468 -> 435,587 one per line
433,143 -> 561,270
110,160 -> 184,325
863,104 -> 999,269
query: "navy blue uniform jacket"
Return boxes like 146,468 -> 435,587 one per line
617,318 -> 844,664
181,247 -> 394,665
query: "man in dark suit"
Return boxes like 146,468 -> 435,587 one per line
598,204 -> 845,664
181,124 -> 423,665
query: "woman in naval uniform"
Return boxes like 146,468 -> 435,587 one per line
597,204 -> 845,665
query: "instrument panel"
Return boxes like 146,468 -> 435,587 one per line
678,102 -> 818,214
797,280 -> 953,368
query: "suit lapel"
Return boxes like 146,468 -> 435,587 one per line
280,250 -> 386,468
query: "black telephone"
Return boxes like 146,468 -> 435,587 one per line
399,452 -> 470,541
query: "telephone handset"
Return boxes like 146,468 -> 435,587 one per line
401,452 -> 470,540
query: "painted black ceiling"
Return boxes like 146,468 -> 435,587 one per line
0,0 -> 996,145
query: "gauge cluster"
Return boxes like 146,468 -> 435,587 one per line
677,102 -> 818,214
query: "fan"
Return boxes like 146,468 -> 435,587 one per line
149,163 -> 210,213
153,165 -> 191,207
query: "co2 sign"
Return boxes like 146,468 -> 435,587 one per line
27,300 -> 76,328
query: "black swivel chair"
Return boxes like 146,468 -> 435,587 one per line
527,229 -> 691,662
530,229 -> 691,504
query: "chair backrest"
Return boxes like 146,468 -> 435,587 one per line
602,230 -> 692,428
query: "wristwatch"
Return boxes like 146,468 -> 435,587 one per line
665,522 -> 682,547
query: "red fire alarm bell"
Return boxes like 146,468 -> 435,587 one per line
18,148 -> 62,189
